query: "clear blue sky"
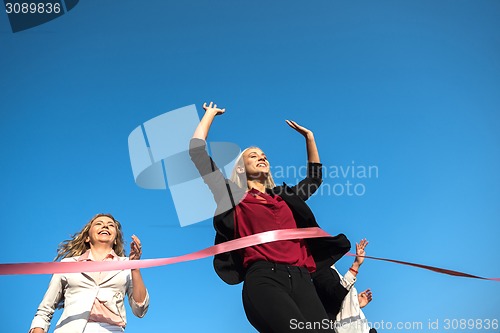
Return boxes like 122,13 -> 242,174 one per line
1,1 -> 499,332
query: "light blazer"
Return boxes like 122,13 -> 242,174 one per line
29,255 -> 150,333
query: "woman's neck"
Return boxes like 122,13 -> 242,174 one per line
247,180 -> 266,193
89,244 -> 113,261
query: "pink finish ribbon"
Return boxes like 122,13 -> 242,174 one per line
1,227 -> 498,281
0,227 -> 329,275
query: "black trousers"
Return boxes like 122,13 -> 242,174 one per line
242,261 -> 335,333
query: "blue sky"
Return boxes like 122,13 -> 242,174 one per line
1,0 -> 499,332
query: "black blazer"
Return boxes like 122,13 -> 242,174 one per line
189,138 -> 350,309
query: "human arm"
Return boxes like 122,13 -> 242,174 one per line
129,235 -> 148,305
282,120 -> 322,200
329,239 -> 369,292
349,238 -> 368,275
358,289 -> 373,308
190,102 -> 233,204
29,274 -> 66,333
342,240 -> 374,310
192,102 -> 225,140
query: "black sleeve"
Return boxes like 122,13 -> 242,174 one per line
287,162 -> 323,201
189,138 -> 231,205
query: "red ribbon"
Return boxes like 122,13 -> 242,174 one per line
345,252 -> 500,282
0,227 -> 498,282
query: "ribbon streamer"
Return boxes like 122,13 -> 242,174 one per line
0,227 -> 498,282
345,252 -> 500,282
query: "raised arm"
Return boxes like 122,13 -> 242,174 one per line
192,102 -> 226,140
286,120 -> 320,163
190,102 -> 233,205
283,120 -> 322,201
128,235 -> 150,317
329,239 -> 369,292
347,239 -> 373,308
350,238 -> 368,275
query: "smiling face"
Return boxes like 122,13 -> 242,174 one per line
85,215 -> 118,247
230,147 -> 276,190
241,148 -> 270,179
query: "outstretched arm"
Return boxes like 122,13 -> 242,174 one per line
192,102 -> 226,140
286,120 -> 320,163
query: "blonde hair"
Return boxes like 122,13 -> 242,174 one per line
229,147 -> 276,189
54,213 -> 126,261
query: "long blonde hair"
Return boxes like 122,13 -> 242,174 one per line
229,147 -> 276,189
54,213 -> 126,261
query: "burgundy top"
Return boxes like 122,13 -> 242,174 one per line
235,188 -> 316,272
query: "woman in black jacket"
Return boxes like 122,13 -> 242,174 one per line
190,102 -> 350,333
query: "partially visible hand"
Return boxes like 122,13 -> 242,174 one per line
354,238 -> 368,266
285,120 -> 313,138
30,328 -> 45,333
129,235 -> 142,261
203,101 -> 225,116
358,289 -> 373,308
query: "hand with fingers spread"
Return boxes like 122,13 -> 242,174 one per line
354,238 -> 368,267
358,289 -> 373,308
192,101 -> 226,140
129,235 -> 142,260
203,101 -> 226,116
349,238 -> 368,275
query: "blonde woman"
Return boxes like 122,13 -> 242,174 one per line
190,102 -> 350,332
29,214 -> 149,333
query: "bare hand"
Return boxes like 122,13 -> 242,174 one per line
203,102 -> 225,116
129,235 -> 142,260
358,289 -> 373,308
354,238 -> 368,266
285,120 -> 313,138
30,328 -> 45,333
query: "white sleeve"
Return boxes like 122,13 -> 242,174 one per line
330,265 -> 356,290
29,273 -> 66,332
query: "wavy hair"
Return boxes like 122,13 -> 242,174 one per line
229,147 -> 276,190
54,213 -> 126,261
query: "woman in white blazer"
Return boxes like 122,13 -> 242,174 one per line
29,213 -> 150,333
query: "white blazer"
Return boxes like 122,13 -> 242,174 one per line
29,254 -> 150,333
331,265 -> 370,333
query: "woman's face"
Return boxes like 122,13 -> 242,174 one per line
86,215 -> 117,247
241,148 -> 270,179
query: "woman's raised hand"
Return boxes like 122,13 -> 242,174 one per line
129,235 -> 143,260
354,238 -> 368,267
285,120 -> 313,138
203,102 -> 226,116
192,102 -> 225,140
285,120 -> 319,163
